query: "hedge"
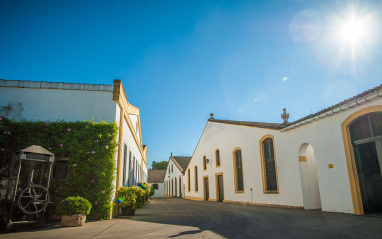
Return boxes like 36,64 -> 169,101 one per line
0,116 -> 118,220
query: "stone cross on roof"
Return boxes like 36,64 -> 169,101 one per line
281,108 -> 289,124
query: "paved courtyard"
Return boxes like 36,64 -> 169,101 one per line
1,197 -> 382,238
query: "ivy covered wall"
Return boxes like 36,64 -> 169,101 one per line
0,116 -> 118,220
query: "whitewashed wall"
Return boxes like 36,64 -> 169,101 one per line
121,118 -> 143,187
186,97 -> 382,214
283,98 -> 382,213
0,87 -> 116,122
186,122 -> 303,207
164,158 -> 184,197
150,183 -> 164,197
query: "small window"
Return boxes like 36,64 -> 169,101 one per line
153,183 -> 159,190
195,166 -> 198,192
172,164 -> 173,173
216,149 -> 221,167
203,156 -> 207,171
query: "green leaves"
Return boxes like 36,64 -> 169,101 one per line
0,118 -> 118,220
56,196 -> 92,216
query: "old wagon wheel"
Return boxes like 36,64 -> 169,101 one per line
18,185 -> 50,214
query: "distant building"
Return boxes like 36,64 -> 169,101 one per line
184,84 -> 382,215
147,170 -> 166,197
164,153 -> 191,198
0,79 -> 149,216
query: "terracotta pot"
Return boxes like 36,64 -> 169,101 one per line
121,207 -> 135,216
61,214 -> 86,226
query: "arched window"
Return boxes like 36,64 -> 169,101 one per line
195,166 -> 198,192
233,148 -> 244,193
203,156 -> 207,171
260,135 -> 279,193
216,149 -> 221,167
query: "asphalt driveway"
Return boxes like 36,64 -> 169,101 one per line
1,197 -> 382,238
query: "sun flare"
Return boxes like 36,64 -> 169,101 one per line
339,18 -> 367,44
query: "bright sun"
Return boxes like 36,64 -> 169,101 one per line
339,18 -> 367,44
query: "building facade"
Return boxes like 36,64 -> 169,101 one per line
185,84 -> 382,215
148,170 -> 166,197
0,79 -> 149,215
164,154 -> 191,198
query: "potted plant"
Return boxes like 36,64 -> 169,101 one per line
56,196 -> 92,226
116,186 -> 147,216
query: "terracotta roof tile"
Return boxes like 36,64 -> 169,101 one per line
171,156 -> 191,174
284,84 -> 382,127
208,84 -> 382,131
208,119 -> 282,130
148,170 -> 166,183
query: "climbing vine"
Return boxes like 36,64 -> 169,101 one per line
0,116 -> 118,220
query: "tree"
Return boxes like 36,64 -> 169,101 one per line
151,161 -> 168,170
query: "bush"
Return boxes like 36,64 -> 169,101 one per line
149,185 -> 155,197
116,186 -> 147,210
56,196 -> 92,216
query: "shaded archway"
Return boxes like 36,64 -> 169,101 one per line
298,143 -> 321,209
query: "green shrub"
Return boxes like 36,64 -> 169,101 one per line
136,187 -> 147,208
149,185 -> 155,197
116,186 -> 148,210
56,196 -> 92,216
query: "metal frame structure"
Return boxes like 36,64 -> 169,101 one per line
1,145 -> 54,232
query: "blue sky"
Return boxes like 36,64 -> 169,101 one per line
1,0 -> 381,168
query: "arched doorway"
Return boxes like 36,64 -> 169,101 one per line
298,143 -> 321,210
343,109 -> 382,214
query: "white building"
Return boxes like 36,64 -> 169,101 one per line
0,79 -> 149,213
185,84 -> 382,215
164,153 -> 191,198
148,170 -> 166,197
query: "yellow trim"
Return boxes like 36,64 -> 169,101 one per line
215,172 -> 224,202
203,155 -> 207,171
215,149 -> 221,168
223,200 -> 303,210
116,107 -> 124,191
328,164 -> 334,169
299,156 -> 307,162
232,147 -> 245,193
209,198 -> 218,202
188,169 -> 191,192
185,196 -> 204,201
203,175 -> 209,201
113,80 -> 145,161
194,165 -> 198,192
341,105 -> 382,215
259,134 -> 279,194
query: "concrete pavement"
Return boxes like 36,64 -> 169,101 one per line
1,197 -> 382,238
